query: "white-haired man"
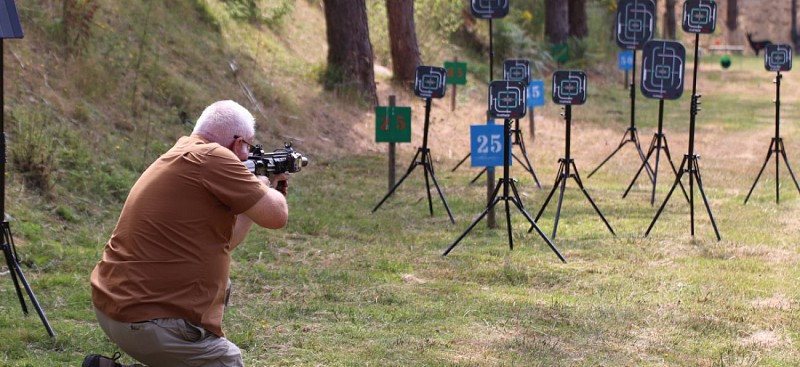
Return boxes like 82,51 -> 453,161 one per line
85,100 -> 289,367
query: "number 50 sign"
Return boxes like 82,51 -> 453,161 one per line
470,124 -> 511,167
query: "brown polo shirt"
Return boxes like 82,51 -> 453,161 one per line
90,135 -> 267,337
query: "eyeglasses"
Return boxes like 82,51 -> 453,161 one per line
233,135 -> 255,150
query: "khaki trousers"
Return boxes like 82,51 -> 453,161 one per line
95,308 -> 244,367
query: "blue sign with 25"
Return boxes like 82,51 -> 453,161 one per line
470,124 -> 511,167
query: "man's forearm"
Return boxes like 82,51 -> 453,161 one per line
230,214 -> 255,249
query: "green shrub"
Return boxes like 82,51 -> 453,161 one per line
224,0 -> 295,28
8,107 -> 56,195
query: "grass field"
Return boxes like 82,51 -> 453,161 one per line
3,32 -> 800,367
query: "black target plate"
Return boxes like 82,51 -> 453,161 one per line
682,0 -> 717,34
0,0 -> 23,39
765,44 -> 792,72
616,0 -> 655,50
552,70 -> 587,105
413,66 -> 447,99
503,59 -> 531,86
640,40 -> 686,100
470,0 -> 509,19
488,80 -> 527,118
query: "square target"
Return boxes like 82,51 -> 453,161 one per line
765,44 -> 792,72
615,0 -> 655,50
640,40 -> 686,100
503,59 -> 531,86
470,0 -> 509,19
682,0 -> 717,34
413,66 -> 447,99
0,0 -> 23,39
488,80 -> 527,118
552,70 -> 587,105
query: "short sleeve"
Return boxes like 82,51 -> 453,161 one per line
201,148 -> 268,214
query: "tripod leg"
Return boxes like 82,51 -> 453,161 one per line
623,135 -> 657,199
692,158 -> 721,240
588,139 -> 627,178
372,162 -> 420,212
646,156 -> 688,237
442,184 -> 503,256
744,139 -> 777,204
3,225 -> 55,337
2,243 -> 29,314
534,162 -> 566,222
512,153 -> 542,188
570,161 -> 616,236
778,140 -> 800,194
550,165 -> 570,239
11,257 -> 56,337
776,139 -> 781,204
424,154 -> 456,223
451,152 -> 471,172
423,161 -> 434,216
515,133 -> 542,188
690,160 -> 695,237
662,136 -> 690,204
509,182 -> 566,263
650,136 -> 663,206
632,128 -> 655,183
505,197 -> 514,250
469,168 -> 487,184
508,180 -> 532,225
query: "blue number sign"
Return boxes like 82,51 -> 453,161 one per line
526,80 -> 545,107
619,50 -> 634,71
470,124 -> 511,167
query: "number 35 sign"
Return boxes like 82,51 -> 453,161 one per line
470,124 -> 511,167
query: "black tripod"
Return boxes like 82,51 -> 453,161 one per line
443,118 -> 565,262
464,118 -> 542,188
373,98 -> 455,223
588,51 -> 654,182
645,34 -> 721,240
744,71 -> 800,204
2,221 -> 55,337
1,39 -> 55,337
531,105 -> 616,239
623,99 -> 689,206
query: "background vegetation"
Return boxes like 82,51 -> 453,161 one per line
2,0 -> 799,366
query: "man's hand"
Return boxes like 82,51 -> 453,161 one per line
269,173 -> 289,196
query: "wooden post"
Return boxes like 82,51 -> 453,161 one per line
450,57 -> 458,112
624,70 -> 629,89
528,107 -> 536,141
388,95 -> 396,190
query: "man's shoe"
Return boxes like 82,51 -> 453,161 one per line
82,352 -> 123,367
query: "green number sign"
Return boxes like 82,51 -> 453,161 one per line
444,61 -> 467,85
551,43 -> 569,64
375,106 -> 412,143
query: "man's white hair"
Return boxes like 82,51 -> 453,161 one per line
192,100 -> 256,146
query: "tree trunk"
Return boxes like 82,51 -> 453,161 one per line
545,0 -> 569,44
726,0 -> 738,31
568,0 -> 588,38
664,0 -> 677,40
322,0 -> 378,105
386,0 -> 420,88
